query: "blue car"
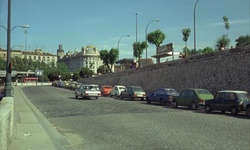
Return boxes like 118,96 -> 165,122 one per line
146,88 -> 179,105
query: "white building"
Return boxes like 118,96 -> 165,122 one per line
57,45 -> 103,73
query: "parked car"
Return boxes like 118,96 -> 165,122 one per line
100,85 -> 113,96
110,85 -> 126,97
242,100 -> 250,117
146,88 -> 179,105
204,90 -> 250,115
120,86 -> 146,101
172,88 -> 214,110
75,84 -> 101,99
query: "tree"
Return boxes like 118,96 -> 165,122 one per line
223,16 -> 230,36
72,70 -> 80,81
215,34 -> 230,51
147,29 -> 165,48
202,47 -> 214,54
79,67 -> 93,78
132,41 -> 148,67
181,28 -> 191,57
235,35 -> 250,47
109,48 -> 119,72
100,48 -> 119,72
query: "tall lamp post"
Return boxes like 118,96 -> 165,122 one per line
4,0 -> 30,96
194,0 -> 200,52
145,19 -> 159,66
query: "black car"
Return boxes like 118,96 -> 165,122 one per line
204,90 -> 250,115
146,88 -> 179,105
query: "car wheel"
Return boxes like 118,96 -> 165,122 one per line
173,100 -> 178,108
146,97 -> 151,104
246,106 -> 250,117
129,95 -> 134,100
191,102 -> 197,110
75,95 -> 78,99
205,105 -> 211,113
230,106 -> 238,115
141,97 -> 144,101
120,95 -> 123,100
160,99 -> 165,106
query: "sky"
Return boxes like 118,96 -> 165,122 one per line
0,0 -> 249,62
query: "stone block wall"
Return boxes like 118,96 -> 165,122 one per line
80,45 -> 250,94
0,97 -> 14,150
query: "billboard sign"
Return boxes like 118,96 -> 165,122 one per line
157,43 -> 173,55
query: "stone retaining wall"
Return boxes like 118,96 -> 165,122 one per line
80,45 -> 250,94
0,97 -> 14,150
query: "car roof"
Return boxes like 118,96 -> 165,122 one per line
128,86 -> 142,88
217,90 -> 247,93
161,88 -> 176,90
182,88 -> 209,91
115,85 -> 126,87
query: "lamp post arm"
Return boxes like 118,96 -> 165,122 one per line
118,35 -> 129,50
0,25 -> 7,30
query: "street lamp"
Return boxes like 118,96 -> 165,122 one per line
4,0 -> 30,97
118,35 -> 130,51
145,19 -> 159,66
194,0 -> 200,52
0,24 -> 30,32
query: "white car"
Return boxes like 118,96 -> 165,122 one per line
110,85 -> 126,97
243,100 -> 250,117
75,84 -> 101,99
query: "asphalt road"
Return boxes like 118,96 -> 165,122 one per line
22,86 -> 250,150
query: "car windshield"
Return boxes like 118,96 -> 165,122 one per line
119,87 -> 126,90
132,87 -> 143,92
237,93 -> 250,101
164,89 -> 179,96
85,85 -> 99,90
196,89 -> 212,95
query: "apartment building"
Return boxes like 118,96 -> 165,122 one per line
57,45 -> 103,73
0,48 -> 57,65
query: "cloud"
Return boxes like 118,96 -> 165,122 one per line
208,19 -> 249,27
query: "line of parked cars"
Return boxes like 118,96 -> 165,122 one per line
52,81 -> 250,117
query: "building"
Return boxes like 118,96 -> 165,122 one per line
57,45 -> 103,74
0,48 -> 57,65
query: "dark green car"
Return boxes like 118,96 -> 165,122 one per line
172,88 -> 214,110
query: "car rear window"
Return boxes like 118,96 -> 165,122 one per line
196,89 -> 212,95
132,87 -> 143,92
165,89 -> 179,96
237,93 -> 250,101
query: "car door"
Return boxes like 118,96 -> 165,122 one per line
178,90 -> 188,105
123,87 -> 130,98
152,89 -> 160,102
224,92 -> 237,110
186,90 -> 196,106
213,92 -> 226,110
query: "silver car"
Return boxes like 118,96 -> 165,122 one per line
75,84 -> 101,99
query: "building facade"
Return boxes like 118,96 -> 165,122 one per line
57,45 -> 103,73
0,48 -> 57,65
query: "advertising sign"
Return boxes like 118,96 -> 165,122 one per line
157,43 -> 173,55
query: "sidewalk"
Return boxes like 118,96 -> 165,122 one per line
8,86 -> 74,150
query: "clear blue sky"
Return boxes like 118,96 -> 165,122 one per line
0,0 -> 249,61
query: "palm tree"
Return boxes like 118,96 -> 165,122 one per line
223,16 -> 230,36
215,34 -> 230,51
181,28 -> 191,57
147,29 -> 165,50
133,41 -> 148,67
